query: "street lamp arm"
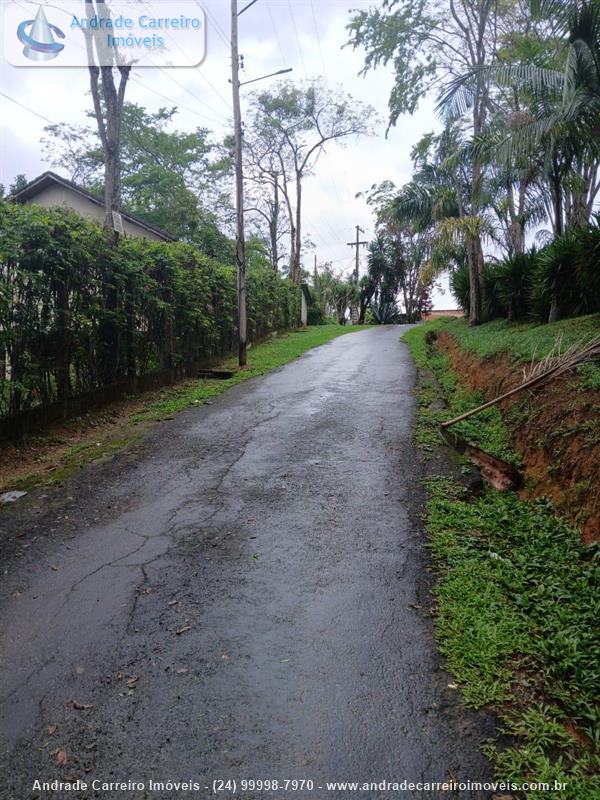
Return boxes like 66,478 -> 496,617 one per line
238,0 -> 259,14
239,68 -> 292,87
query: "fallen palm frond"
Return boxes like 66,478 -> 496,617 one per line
441,331 -> 600,430
522,332 -> 565,383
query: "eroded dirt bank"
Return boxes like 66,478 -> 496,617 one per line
436,331 -> 600,543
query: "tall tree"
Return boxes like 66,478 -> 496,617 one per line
246,80 -> 374,282
242,131 -> 291,272
83,0 -> 131,231
43,104 -> 233,257
81,0 -> 130,385
440,0 -> 600,318
347,0 -> 509,323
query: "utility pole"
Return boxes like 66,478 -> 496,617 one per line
230,0 -> 291,366
231,0 -> 246,367
347,225 -> 368,282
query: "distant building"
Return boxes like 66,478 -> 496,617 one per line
11,171 -> 173,242
421,309 -> 462,321
300,283 -> 312,327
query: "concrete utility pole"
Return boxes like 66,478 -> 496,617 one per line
347,225 -> 368,281
231,0 -> 247,367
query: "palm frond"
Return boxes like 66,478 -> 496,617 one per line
443,332 -> 600,430
437,64 -> 564,119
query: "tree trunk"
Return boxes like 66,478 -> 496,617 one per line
85,0 -> 131,384
467,237 -> 483,326
56,276 -> 71,410
469,77 -> 487,326
507,183 -> 525,255
270,180 -> 279,272
292,178 -> 302,283
358,288 -> 374,324
548,296 -> 561,323
550,166 -> 564,237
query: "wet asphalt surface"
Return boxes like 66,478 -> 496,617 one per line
0,326 -> 495,800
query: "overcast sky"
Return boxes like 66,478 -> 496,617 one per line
0,0 -> 454,307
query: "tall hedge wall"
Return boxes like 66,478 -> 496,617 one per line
0,202 -> 300,418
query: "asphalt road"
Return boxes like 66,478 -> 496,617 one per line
0,326 -> 494,800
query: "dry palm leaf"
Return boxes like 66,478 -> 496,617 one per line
438,331 -> 600,491
441,331 -> 600,431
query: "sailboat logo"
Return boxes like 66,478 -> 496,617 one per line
17,6 -> 65,61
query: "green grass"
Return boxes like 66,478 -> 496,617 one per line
427,479 -> 600,799
4,433 -> 147,493
414,313 -> 600,395
403,324 -> 516,463
404,322 -> 600,799
134,325 -> 365,421
439,314 -> 600,361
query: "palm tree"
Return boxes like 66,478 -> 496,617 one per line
438,0 -> 600,320
391,126 -> 491,324
441,0 -> 600,232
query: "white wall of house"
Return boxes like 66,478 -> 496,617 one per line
300,291 -> 308,327
22,184 -> 165,241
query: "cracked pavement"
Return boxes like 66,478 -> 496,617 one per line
0,326 -> 495,799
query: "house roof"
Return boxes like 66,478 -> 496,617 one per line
11,171 -> 175,241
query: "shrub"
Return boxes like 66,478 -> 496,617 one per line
450,262 -> 470,314
494,249 -> 538,321
307,306 -> 331,325
0,202 -> 301,417
533,224 -> 600,321
449,262 -> 502,319
368,300 -> 402,324
452,226 -> 600,324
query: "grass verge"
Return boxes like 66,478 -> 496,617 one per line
2,325 -> 364,493
404,321 -> 516,463
404,322 -> 600,800
438,314 -> 600,361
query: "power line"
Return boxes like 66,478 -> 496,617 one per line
129,45 -> 232,118
266,1 -> 286,65
310,0 -> 328,82
130,75 -> 227,126
197,70 -> 233,112
280,2 -> 348,238
0,91 -> 56,125
287,0 -> 308,80
197,0 -> 230,47
306,3 -> 344,207
155,67 -> 231,116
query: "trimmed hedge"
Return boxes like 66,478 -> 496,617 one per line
0,202 -> 300,417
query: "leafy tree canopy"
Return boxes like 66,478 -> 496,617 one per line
42,103 -> 233,259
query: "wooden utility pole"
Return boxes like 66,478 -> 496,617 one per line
231,0 -> 247,367
347,225 -> 368,281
